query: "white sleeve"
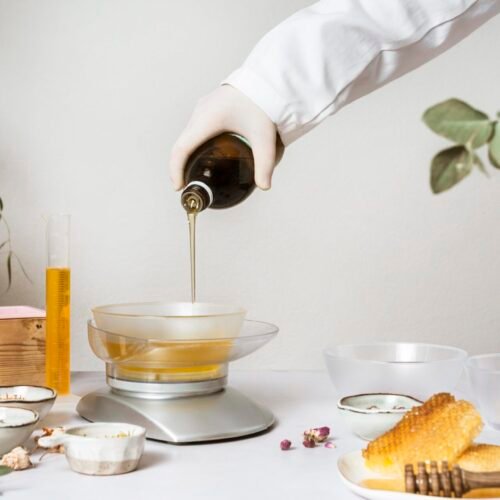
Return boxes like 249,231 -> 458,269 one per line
223,0 -> 500,145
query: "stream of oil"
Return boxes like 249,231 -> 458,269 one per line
188,212 -> 197,303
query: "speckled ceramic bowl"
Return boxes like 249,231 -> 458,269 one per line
38,422 -> 146,475
0,386 -> 56,420
337,393 -> 422,441
0,407 -> 39,455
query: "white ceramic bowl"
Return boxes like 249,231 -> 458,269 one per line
324,342 -> 467,400
92,302 -> 246,340
0,407 -> 39,455
0,386 -> 56,420
337,393 -> 422,441
38,422 -> 146,475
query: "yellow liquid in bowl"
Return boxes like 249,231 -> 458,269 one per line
104,338 -> 233,382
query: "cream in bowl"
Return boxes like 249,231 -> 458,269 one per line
337,393 -> 422,441
0,386 -> 56,420
0,407 -> 39,455
38,423 -> 146,475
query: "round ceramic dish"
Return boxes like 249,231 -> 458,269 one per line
324,342 -> 467,400
92,302 -> 246,340
337,393 -> 422,440
0,386 -> 56,420
0,407 -> 39,455
38,423 -> 146,476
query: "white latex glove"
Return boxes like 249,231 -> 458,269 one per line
169,85 -> 278,191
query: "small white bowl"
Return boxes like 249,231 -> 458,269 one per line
0,407 -> 39,455
38,422 -> 146,475
0,386 -> 56,420
337,393 -> 422,441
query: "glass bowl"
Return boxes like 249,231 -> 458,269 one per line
466,354 -> 500,430
88,319 -> 278,384
92,302 -> 246,340
324,342 -> 467,400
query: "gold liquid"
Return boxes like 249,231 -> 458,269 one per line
361,479 -> 404,492
45,267 -> 71,394
188,212 -> 196,303
361,479 -> 500,498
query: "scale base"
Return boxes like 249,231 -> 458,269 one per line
76,387 -> 275,443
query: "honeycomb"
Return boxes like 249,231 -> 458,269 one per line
458,444 -> 500,472
363,393 -> 483,476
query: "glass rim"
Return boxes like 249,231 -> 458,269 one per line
466,353 -> 500,373
323,341 -> 468,364
87,318 -> 279,343
92,301 -> 246,319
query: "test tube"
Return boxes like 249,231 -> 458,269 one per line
45,214 -> 71,395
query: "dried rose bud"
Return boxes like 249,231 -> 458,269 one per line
303,426 -> 330,443
302,439 -> 316,448
280,439 -> 292,451
324,441 -> 336,449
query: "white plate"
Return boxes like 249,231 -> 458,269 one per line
337,450 -> 493,500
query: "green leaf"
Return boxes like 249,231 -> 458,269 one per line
430,145 -> 474,194
0,197 -> 3,211
423,98 -> 493,148
0,465 -> 11,476
488,121 -> 500,168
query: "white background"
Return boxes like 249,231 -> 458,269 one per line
0,0 -> 499,371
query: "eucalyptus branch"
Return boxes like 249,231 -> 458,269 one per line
423,99 -> 500,193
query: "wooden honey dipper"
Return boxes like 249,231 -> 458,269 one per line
405,461 -> 500,497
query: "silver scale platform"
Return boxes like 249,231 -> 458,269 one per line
77,376 -> 275,443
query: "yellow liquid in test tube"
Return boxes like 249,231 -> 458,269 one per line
46,268 -> 70,394
45,214 -> 71,395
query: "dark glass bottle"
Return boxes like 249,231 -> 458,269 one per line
181,133 -> 283,213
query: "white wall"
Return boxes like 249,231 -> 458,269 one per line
1,0 -> 499,372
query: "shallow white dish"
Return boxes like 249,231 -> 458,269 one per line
337,450 -> 487,499
0,386 -> 56,420
0,407 -> 39,455
38,422 -> 146,475
338,394 -> 422,441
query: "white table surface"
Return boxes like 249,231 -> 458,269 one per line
2,370 -> 499,500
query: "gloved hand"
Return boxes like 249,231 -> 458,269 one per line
169,85 -> 279,191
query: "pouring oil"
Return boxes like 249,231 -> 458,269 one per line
45,215 -> 71,395
181,133 -> 284,302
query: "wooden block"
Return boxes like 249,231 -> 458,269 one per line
0,306 -> 46,386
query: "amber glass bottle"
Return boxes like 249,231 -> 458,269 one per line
181,133 -> 283,213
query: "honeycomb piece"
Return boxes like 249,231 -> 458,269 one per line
363,393 -> 483,476
458,444 -> 500,472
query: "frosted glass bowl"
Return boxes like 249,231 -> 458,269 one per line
92,302 -> 246,340
466,354 -> 500,430
88,319 -> 278,383
324,342 -> 467,400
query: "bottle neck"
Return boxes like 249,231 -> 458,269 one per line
181,182 -> 213,214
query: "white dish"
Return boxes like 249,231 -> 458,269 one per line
38,422 -> 146,475
0,407 -> 39,455
337,394 -> 421,441
338,450 -> 488,500
0,386 -> 56,420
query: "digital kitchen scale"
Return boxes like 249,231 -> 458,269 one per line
76,302 -> 278,443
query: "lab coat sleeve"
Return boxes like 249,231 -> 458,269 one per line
223,0 -> 500,145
